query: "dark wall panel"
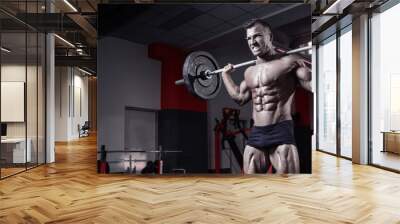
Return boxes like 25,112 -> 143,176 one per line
158,109 -> 208,173
295,126 -> 312,173
294,88 -> 313,173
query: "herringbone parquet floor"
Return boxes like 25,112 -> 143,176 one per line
1,134 -> 400,223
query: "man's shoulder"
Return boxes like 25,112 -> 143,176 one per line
244,65 -> 256,74
281,54 -> 301,62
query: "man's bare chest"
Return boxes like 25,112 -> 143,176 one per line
245,60 -> 296,88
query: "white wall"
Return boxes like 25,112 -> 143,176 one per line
1,65 -> 39,138
55,67 -> 89,141
1,66 -> 26,130
72,72 -> 89,138
98,36 -> 161,170
55,67 -> 69,141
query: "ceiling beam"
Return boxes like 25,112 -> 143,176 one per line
55,55 -> 96,69
52,0 -> 97,47
66,14 -> 97,47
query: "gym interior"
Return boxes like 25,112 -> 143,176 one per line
0,0 -> 400,223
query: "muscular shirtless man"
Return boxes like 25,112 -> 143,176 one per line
221,19 -> 311,174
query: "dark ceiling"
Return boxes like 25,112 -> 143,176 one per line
98,3 -> 311,52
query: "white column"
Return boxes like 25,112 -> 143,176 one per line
312,45 -> 317,150
352,14 -> 369,164
46,0 -> 55,163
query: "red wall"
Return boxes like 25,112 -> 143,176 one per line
294,87 -> 313,127
148,43 -> 207,112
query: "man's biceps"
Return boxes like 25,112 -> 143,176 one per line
239,81 -> 248,90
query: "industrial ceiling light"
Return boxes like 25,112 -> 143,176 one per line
63,0 -> 78,12
1,47 -> 11,53
76,48 -> 86,56
323,0 -> 355,15
54,34 -> 75,48
78,67 -> 93,76
323,0 -> 341,14
75,42 -> 84,48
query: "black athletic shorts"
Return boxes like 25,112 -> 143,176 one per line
247,120 -> 296,150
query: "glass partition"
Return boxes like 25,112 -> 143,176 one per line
1,31 -> 28,177
317,35 -> 337,154
0,1 -> 46,179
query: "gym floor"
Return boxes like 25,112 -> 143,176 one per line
0,134 -> 399,223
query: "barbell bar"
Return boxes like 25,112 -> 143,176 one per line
207,45 -> 312,77
174,79 -> 186,86
175,45 -> 312,86
175,45 -> 312,100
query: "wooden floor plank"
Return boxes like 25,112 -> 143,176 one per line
1,134 -> 400,223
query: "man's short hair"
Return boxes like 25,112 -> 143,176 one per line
243,18 -> 272,36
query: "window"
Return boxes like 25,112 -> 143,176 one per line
339,26 -> 352,158
370,2 -> 400,171
317,35 -> 337,154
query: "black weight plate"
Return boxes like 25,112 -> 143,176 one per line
182,51 -> 221,100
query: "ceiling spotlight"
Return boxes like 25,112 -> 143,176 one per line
1,47 -> 11,53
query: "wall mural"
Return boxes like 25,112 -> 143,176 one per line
97,3 -> 312,174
